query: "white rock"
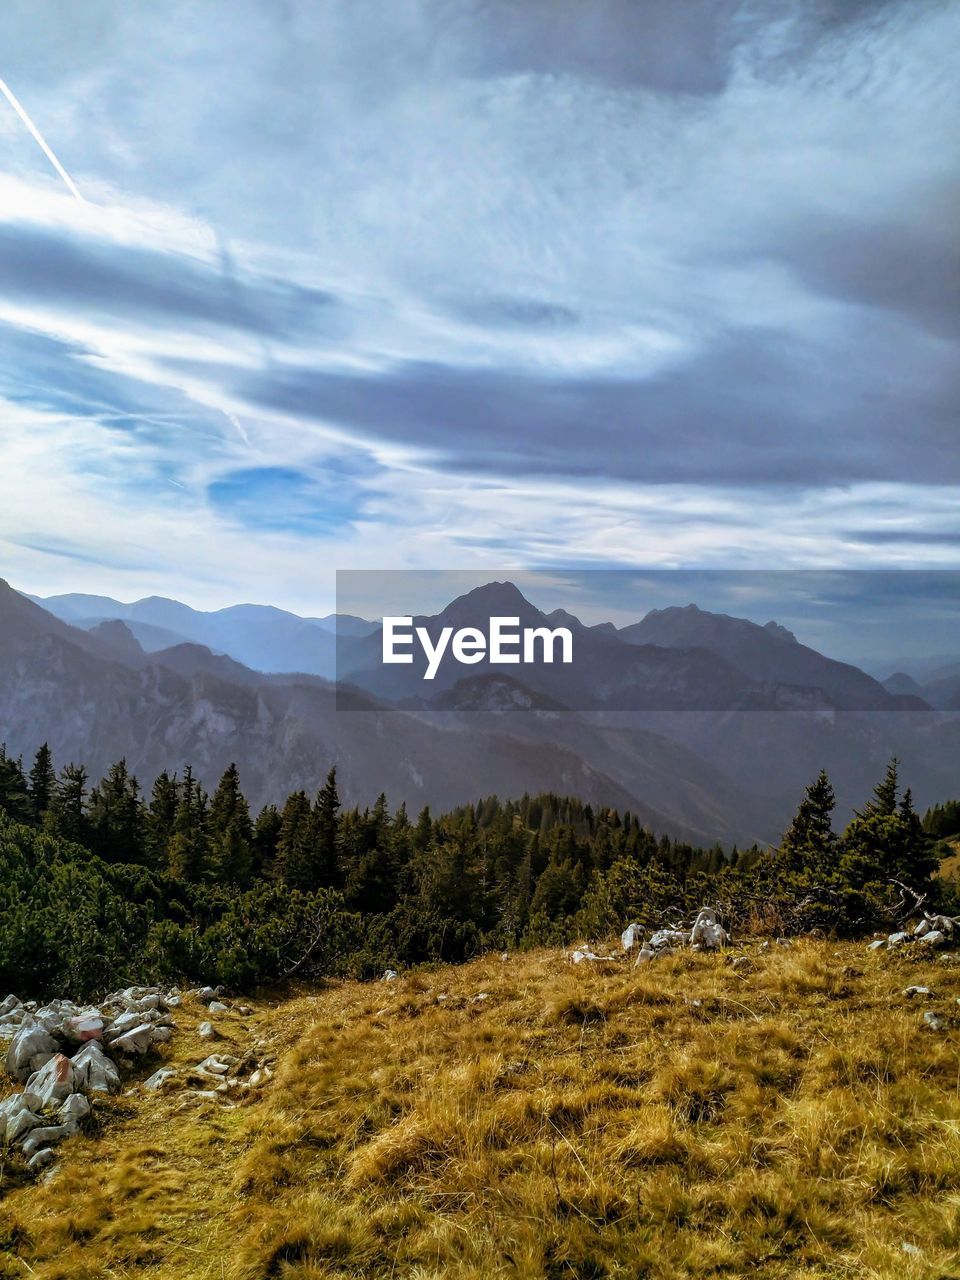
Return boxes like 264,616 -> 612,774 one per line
197,987 -> 218,1004
923,1011 -> 945,1031
0,995 -> 21,1018
649,929 -> 687,950
5,1105 -> 44,1144
920,931 -> 946,948
915,919 -> 931,937
21,1122 -> 77,1158
198,1022 -> 218,1041
143,1068 -> 179,1092
71,1040 -> 120,1094
24,1054 -> 75,1111
110,1024 -> 156,1055
620,922 -> 643,951
196,1055 -> 231,1075
887,932 -> 911,947
903,986 -> 934,999
62,1013 -> 104,1043
690,909 -> 728,951
633,947 -> 655,966
58,1093 -> 90,1123
867,939 -> 887,951
5,1018 -> 58,1083
207,1001 -> 229,1015
382,970 -> 398,982
26,1147 -> 57,1172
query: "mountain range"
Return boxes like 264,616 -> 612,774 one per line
4,577 -> 957,847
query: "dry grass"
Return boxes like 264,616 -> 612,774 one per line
3,942 -> 960,1278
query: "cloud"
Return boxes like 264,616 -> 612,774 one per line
0,220 -> 341,340
0,0 -> 956,639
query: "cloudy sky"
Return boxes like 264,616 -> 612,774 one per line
0,0 -> 957,617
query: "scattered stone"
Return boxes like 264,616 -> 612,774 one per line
731,956 -> 752,971
198,1022 -> 218,1041
923,1011 -> 945,1031
887,932 -> 911,947
207,1001 -> 229,1015
920,931 -> 946,948
26,1147 -> 57,1172
867,939 -> 887,951
383,970 -> 398,982
0,995 -> 21,1018
621,922 -> 643,952
143,1067 -> 179,1092
903,986 -> 934,999
690,908 -> 729,951
633,947 -> 655,966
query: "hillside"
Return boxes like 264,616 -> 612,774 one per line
2,942 -> 959,1279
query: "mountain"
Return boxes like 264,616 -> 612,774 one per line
6,578 -> 957,845
33,592 -> 340,678
337,583 -> 918,712
619,603 -> 925,711
0,580 -> 701,838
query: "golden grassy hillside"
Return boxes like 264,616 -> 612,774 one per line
2,940 -> 960,1279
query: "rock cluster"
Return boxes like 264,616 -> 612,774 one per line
0,985 -> 179,1174
622,908 -> 729,966
867,913 -> 960,953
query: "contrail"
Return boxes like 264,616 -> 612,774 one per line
0,74 -> 85,203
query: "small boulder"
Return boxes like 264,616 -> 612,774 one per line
21,1122 -> 77,1159
207,1001 -> 229,1015
198,1022 -> 218,1041
5,1018 -> 58,1083
920,931 -> 946,948
24,1054 -> 75,1111
0,995 -> 21,1018
5,1105 -> 44,1144
71,1040 -> 120,1094
58,1093 -> 90,1124
143,1068 -> 179,1092
923,1011 -> 945,1031
903,986 -> 934,999
26,1147 -> 57,1172
621,922 -> 643,951
867,939 -> 887,951
110,1024 -> 156,1056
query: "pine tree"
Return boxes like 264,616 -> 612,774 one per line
0,747 -> 32,824
45,763 -> 89,845
312,767 -> 341,888
146,771 -> 179,869
87,759 -> 146,862
276,790 -> 314,889
253,804 -> 282,878
779,770 -> 838,875
208,763 -> 254,885
27,744 -> 56,823
167,766 -> 209,881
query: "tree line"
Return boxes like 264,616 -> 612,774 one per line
0,743 -> 951,999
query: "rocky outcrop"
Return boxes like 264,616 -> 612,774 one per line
0,986 -> 179,1176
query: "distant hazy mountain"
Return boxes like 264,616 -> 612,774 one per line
7,578 -> 956,845
338,582 -> 922,712
619,603 -> 913,711
30,591 -> 375,678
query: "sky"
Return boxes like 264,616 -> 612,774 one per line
0,0 -> 958,629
